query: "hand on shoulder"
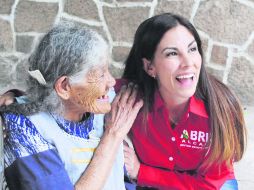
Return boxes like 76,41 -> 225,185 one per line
0,91 -> 16,106
104,83 -> 143,141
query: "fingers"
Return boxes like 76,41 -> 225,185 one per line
0,97 -> 4,106
124,145 -> 136,158
105,85 -> 128,126
113,83 -> 140,120
108,84 -> 128,123
132,99 -> 144,116
104,82 -> 143,139
111,85 -> 125,108
113,83 -> 140,108
124,136 -> 134,149
0,92 -> 15,106
125,84 -> 139,110
124,144 -> 134,170
124,144 -> 135,164
123,144 -> 140,179
5,98 -> 14,106
123,140 -> 129,147
118,83 -> 134,108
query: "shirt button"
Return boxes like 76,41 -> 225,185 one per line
169,156 -> 174,161
171,137 -> 176,142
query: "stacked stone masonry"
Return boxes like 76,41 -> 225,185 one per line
0,0 -> 253,106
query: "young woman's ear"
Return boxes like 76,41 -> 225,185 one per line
54,76 -> 71,100
142,58 -> 156,78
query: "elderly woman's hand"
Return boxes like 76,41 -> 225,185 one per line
0,91 -> 15,106
104,83 -> 143,140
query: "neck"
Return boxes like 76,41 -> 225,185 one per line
159,90 -> 190,124
61,101 -> 86,122
63,111 -> 84,122
168,102 -> 189,124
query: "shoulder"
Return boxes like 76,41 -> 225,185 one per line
3,112 -> 34,130
3,112 -> 49,136
3,112 -> 53,163
114,78 -> 129,93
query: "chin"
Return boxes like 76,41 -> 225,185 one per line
179,89 -> 196,99
93,104 -> 111,114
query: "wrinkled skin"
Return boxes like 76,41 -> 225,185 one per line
69,65 -> 115,114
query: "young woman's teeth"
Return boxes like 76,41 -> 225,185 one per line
176,74 -> 195,80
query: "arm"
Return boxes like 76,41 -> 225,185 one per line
137,163 -> 233,190
124,145 -> 233,190
74,84 -> 143,190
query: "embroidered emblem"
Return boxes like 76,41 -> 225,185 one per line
181,129 -> 189,140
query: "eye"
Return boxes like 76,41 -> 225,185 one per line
100,73 -> 105,78
87,71 -> 105,83
189,46 -> 197,52
166,51 -> 178,57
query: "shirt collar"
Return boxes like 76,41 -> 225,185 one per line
50,113 -> 94,139
189,95 -> 209,118
153,89 -> 209,118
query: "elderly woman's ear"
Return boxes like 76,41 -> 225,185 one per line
54,76 -> 71,100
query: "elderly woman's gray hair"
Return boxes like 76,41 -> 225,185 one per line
1,22 -> 109,115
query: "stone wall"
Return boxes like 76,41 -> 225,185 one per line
0,0 -> 253,105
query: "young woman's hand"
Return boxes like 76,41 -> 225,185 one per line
0,91 -> 15,106
124,142 -> 140,180
104,83 -> 143,140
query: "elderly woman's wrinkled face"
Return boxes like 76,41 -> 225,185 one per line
69,64 -> 116,114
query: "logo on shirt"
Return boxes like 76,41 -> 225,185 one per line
181,130 -> 189,140
180,129 -> 208,149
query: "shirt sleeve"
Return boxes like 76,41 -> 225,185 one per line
4,113 -> 74,190
137,162 -> 234,190
15,96 -> 29,104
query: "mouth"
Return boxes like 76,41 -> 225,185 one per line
175,73 -> 195,86
97,94 -> 110,102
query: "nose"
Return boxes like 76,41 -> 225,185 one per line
107,71 -> 116,88
181,53 -> 194,67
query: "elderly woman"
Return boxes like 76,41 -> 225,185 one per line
0,23 -> 143,190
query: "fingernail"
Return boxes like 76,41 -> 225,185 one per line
121,85 -> 127,89
128,82 -> 133,87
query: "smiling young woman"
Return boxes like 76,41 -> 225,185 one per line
121,13 -> 246,190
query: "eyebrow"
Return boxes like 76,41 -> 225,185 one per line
161,40 -> 196,53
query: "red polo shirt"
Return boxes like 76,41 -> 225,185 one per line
115,79 -> 235,190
